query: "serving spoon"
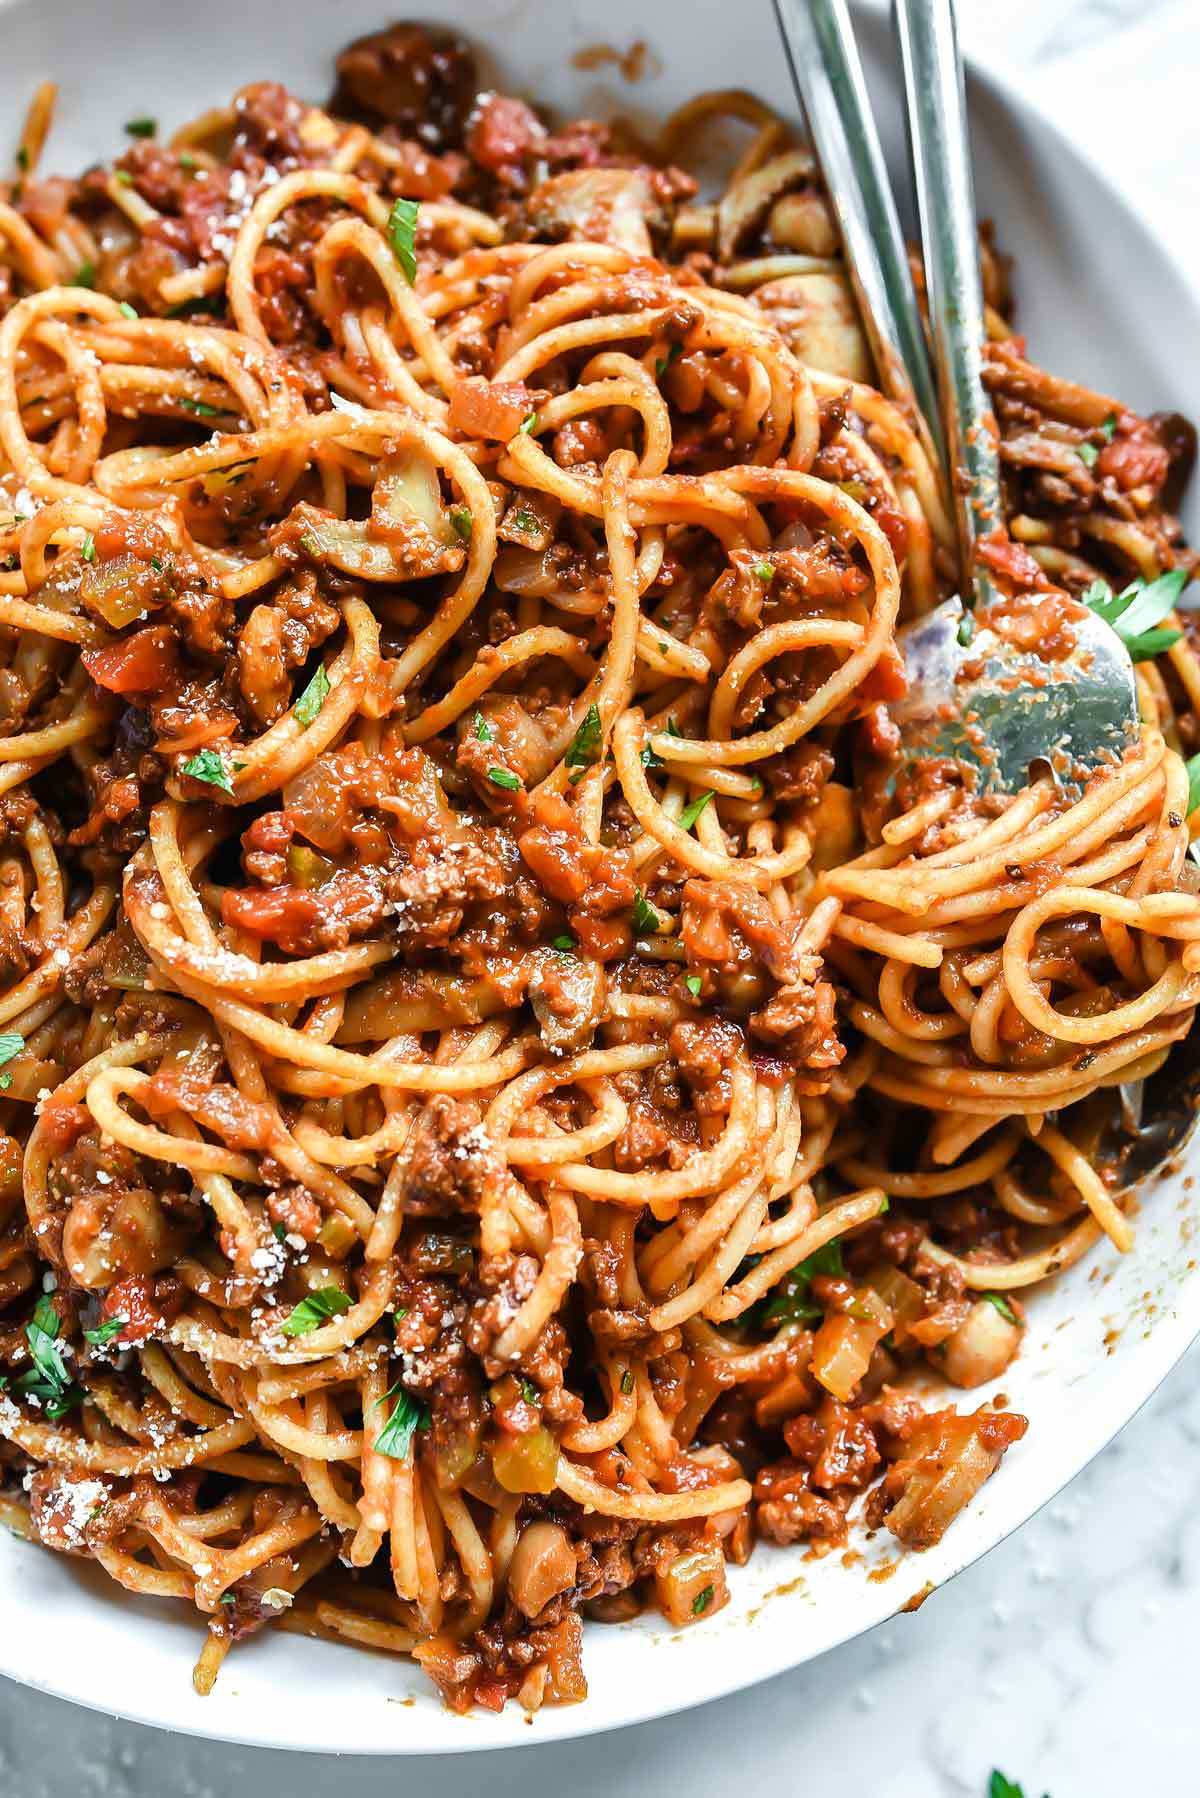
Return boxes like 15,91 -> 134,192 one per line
772,0 -> 1139,799
773,0 -> 1196,1171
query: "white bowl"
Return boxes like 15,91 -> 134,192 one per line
1,0 -> 1198,1757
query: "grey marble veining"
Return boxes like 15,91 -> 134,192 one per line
1,1 -> 1196,1792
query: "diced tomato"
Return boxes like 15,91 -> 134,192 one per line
1097,430 -> 1169,493
448,377 -> 549,442
82,624 -> 178,695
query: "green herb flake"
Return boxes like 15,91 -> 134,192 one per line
374,1386 -> 429,1460
179,397 -> 219,418
124,117 -> 157,138
1080,566 -> 1190,663
0,1033 -> 25,1071
1077,441 -> 1099,469
74,261 -> 97,289
565,703 -> 602,780
293,663 -> 330,728
473,711 -> 494,743
678,789 -> 714,832
487,767 -> 522,791
519,1376 -> 538,1405
1100,413 -> 1118,441
179,153 -> 197,171
692,1584 -> 715,1615
552,934 -> 575,953
511,508 -> 538,533
80,532 -> 96,563
84,1316 -> 126,1347
272,1221 -> 287,1242
386,197 -> 420,284
752,559 -> 774,582
15,146 -> 29,173
988,1776 -> 1028,1798
654,342 -> 682,380
982,1291 -> 1020,1326
957,612 -> 975,647
114,170 -> 133,187
519,411 -> 539,435
281,1286 -> 353,1339
684,974 -> 702,998
759,1239 -> 845,1327
449,505 -> 472,541
1185,752 -> 1200,819
632,888 -> 660,933
19,1295 -> 83,1419
118,301 -> 138,320
640,743 -> 663,770
181,749 -> 236,796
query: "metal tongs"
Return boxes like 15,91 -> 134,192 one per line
773,0 -> 1139,798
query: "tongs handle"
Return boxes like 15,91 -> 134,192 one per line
893,0 -> 1001,603
773,0 -> 945,473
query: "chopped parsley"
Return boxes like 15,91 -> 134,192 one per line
487,767 -> 522,791
114,170 -> 134,186
80,532 -> 96,563
1077,441 -> 1099,469
473,711 -> 494,743
272,1221 -> 287,1242
1100,413 -> 1117,441
752,559 -> 774,582
1186,752 -> 1200,818
632,889 -> 661,933
19,1296 -> 83,1419
684,974 -> 702,998
84,1316 -> 126,1347
691,1584 -> 715,1615
988,1776 -> 1042,1798
181,749 -> 242,796
1080,566 -> 1189,662
75,261 -> 97,289
982,1291 -> 1020,1326
654,342 -> 682,380
179,397 -> 219,418
374,1386 -> 429,1460
449,505 -> 472,541
640,743 -> 663,770
118,301 -> 138,320
125,117 -> 157,138
511,508 -> 538,533
0,1033 -> 25,1076
678,789 -> 714,831
386,197 -> 419,285
519,411 -> 538,434
15,146 -> 28,173
957,612 -> 975,647
293,663 -> 330,728
759,1240 -> 845,1327
564,703 -> 602,781
281,1287 -> 353,1338
552,934 -> 575,953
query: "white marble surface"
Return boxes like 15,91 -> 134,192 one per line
3,3 -> 1199,1793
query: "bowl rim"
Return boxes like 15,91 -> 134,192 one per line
2,3 -> 1199,1758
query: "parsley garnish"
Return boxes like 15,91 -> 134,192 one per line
84,1316 -> 126,1347
20,1296 -> 83,1419
678,789 -> 714,831
654,343 -> 683,379
1080,567 -> 1189,662
15,146 -> 28,173
0,1033 -> 25,1074
281,1287 -> 352,1338
565,703 -> 602,781
449,505 -> 472,541
982,1291 -> 1020,1326
179,397 -> 219,417
293,663 -> 330,728
511,508 -> 538,533
1185,753 -> 1200,818
632,889 -> 660,933
1100,414 -> 1117,441
957,612 -> 975,647
118,301 -> 138,320
1077,442 -> 1099,469
473,711 -> 494,743
519,411 -> 538,434
989,1776 -> 1039,1798
640,743 -> 663,770
759,1240 -> 845,1327
752,559 -> 774,582
692,1584 -> 715,1615
488,767 -> 522,791
80,532 -> 96,563
684,974 -> 702,998
386,198 -> 419,285
552,934 -> 575,953
75,261 -> 97,289
125,118 -> 157,137
374,1386 -> 429,1459
181,749 -> 241,796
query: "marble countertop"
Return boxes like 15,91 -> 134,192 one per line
3,3 -> 1199,1794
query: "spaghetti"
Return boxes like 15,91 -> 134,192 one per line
0,24 -> 1196,1714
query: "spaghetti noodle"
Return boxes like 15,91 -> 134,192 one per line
0,25 -> 1196,1714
